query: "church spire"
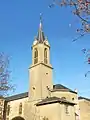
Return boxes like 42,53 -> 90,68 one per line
37,13 -> 45,43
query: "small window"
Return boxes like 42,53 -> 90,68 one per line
72,98 -> 74,101
34,48 -> 38,58
33,87 -> 35,90
44,48 -> 47,58
19,103 -> 22,115
7,105 -> 10,116
65,105 -> 69,114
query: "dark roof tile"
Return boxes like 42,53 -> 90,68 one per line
78,96 -> 90,101
35,96 -> 75,106
5,92 -> 28,102
4,84 -> 77,102
53,84 -> 77,94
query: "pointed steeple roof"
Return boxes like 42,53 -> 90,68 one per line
36,14 -> 45,43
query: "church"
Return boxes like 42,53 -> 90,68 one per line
0,18 -> 90,120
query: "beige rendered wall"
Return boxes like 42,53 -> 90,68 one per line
24,100 -> 41,120
79,99 -> 90,120
51,91 -> 80,120
51,91 -> 78,102
6,97 -> 28,120
60,104 -> 75,120
29,64 -> 53,100
24,102 -> 61,120
35,103 -> 75,120
37,103 -> 60,120
29,42 -> 53,101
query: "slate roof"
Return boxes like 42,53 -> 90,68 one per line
0,96 -> 4,99
5,92 -> 28,102
78,96 -> 90,101
36,20 -> 45,43
35,96 -> 76,106
53,84 -> 77,94
37,30 -> 45,43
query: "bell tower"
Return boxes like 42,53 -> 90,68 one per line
29,16 -> 53,101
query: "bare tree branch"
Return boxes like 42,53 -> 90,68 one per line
0,53 -> 15,96
50,0 -> 90,33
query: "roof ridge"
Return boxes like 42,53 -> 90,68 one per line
5,92 -> 28,101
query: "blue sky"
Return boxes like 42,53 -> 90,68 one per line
0,0 -> 90,97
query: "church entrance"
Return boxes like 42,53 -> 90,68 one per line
12,116 -> 25,120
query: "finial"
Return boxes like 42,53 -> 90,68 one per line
74,89 -> 78,93
40,13 -> 43,22
39,13 -> 43,29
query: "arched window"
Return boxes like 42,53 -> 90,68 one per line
19,103 -> 22,115
34,48 -> 38,64
44,48 -> 47,58
7,105 -> 10,116
12,116 -> 25,120
44,48 -> 48,64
